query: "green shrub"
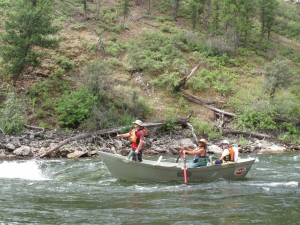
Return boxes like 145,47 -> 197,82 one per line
103,39 -> 128,57
79,62 -> 152,131
229,79 -> 270,113
152,72 -> 181,90
128,91 -> 153,119
236,111 -> 277,131
0,91 -> 25,134
191,118 -> 221,141
156,16 -> 173,22
81,61 -> 111,97
272,91 -> 300,124
238,135 -> 249,148
99,7 -> 118,25
277,122 -> 300,144
264,59 -> 293,99
292,52 -> 300,63
70,23 -> 87,30
109,24 -> 123,33
128,30 -> 185,73
157,0 -> 173,13
56,88 -> 97,128
205,36 -> 236,57
158,108 -> 179,132
26,72 -> 70,125
55,55 -> 75,71
80,104 -> 134,131
187,68 -> 237,96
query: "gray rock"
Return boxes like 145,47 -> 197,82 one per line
6,143 -> 15,151
13,146 -> 32,156
0,150 -> 6,159
259,145 -> 286,154
5,135 -> 10,143
180,138 -> 195,148
113,139 -> 123,149
208,145 -> 222,154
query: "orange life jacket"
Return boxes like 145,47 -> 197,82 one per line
224,147 -> 235,161
130,128 -> 147,144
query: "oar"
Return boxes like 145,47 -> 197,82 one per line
183,150 -> 187,184
176,148 -> 184,163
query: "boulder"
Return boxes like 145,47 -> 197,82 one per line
11,137 -> 21,148
0,150 -> 6,159
259,145 -> 286,154
208,144 -> 222,154
13,146 -> 32,156
179,138 -> 195,148
6,143 -> 16,151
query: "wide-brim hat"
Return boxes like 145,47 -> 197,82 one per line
221,140 -> 230,145
198,139 -> 207,146
133,119 -> 143,126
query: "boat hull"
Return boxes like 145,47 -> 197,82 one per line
99,151 -> 255,182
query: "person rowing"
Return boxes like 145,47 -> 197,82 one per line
182,139 -> 208,168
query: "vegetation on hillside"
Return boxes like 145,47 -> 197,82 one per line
0,0 -> 299,144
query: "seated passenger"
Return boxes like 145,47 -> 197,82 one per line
215,140 -> 235,164
183,139 -> 208,168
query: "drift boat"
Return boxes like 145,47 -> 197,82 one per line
99,151 -> 255,183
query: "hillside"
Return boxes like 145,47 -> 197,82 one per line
0,0 -> 299,144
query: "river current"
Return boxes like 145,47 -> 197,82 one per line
0,153 -> 299,225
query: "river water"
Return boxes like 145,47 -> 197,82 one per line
0,153 -> 299,225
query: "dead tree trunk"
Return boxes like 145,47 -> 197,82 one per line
174,63 -> 201,92
96,0 -> 102,21
147,0 -> 151,14
173,0 -> 180,21
83,0 -> 88,21
223,129 -> 273,139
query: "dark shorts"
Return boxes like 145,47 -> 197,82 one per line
132,148 -> 143,162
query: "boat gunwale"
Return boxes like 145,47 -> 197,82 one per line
99,151 -> 256,172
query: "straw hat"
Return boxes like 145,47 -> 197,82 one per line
133,120 -> 143,126
221,140 -> 230,145
198,138 -> 207,146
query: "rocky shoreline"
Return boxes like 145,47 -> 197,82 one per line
0,128 -> 299,160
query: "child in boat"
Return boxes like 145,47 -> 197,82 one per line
183,139 -> 208,168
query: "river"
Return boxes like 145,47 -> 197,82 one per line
0,153 -> 299,225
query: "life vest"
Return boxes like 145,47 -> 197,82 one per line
224,147 -> 235,162
129,128 -> 147,144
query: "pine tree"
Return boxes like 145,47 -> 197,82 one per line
0,0 -> 59,83
258,0 -> 278,41
121,0 -> 131,29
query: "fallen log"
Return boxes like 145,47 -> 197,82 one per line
39,116 -> 193,158
182,91 -> 236,117
223,129 -> 274,139
25,124 -> 45,131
